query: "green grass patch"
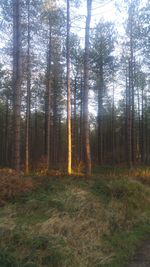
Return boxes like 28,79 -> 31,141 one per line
101,223 -> 150,267
0,229 -> 73,267
91,177 -> 149,206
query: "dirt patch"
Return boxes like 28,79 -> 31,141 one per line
128,238 -> 150,267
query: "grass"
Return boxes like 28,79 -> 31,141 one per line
0,230 -> 71,267
102,223 -> 150,267
0,169 -> 150,266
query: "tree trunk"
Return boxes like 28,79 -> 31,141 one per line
73,76 -> 78,165
80,74 -> 83,163
126,65 -> 132,168
141,86 -> 144,162
97,65 -> 103,165
67,0 -> 72,175
25,0 -> 31,174
112,82 -> 115,164
5,97 -> 9,166
47,14 -> 52,170
13,0 -> 22,172
82,0 -> 92,177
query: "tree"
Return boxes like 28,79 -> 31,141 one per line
82,0 -> 92,177
67,0 -> 72,175
91,21 -> 116,165
13,0 -> 22,172
25,0 -> 31,174
46,12 -> 52,170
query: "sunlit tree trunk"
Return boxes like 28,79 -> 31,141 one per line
67,0 -> 72,175
83,0 -> 92,177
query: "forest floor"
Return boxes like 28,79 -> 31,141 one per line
128,238 -> 150,267
0,167 -> 150,267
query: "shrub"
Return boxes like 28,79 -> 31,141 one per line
0,169 -> 34,205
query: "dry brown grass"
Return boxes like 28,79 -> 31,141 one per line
36,188 -> 112,266
131,168 -> 150,186
0,169 -> 36,205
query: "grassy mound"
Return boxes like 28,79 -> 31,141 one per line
0,171 -> 150,267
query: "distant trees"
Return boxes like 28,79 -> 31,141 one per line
123,0 -> 149,167
91,21 -> 116,165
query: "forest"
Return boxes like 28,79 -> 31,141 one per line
0,0 -> 149,175
0,0 -> 150,267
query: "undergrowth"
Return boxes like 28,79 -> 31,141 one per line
0,230 -> 72,267
0,167 -> 150,266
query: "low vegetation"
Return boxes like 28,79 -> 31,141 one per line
0,168 -> 150,267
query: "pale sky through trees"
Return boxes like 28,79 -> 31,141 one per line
39,0 -> 149,116
0,0 -> 149,114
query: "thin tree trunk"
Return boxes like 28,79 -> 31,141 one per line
80,74 -> 83,162
67,0 -> 72,175
137,86 -> 141,162
126,64 -> 132,168
13,0 -> 22,172
97,66 -> 103,165
141,86 -> 144,162
145,94 -> 148,163
73,76 -> 78,164
112,82 -> 115,164
25,0 -> 31,174
129,3 -> 135,165
5,97 -> 9,166
47,14 -> 52,170
83,0 -> 92,177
